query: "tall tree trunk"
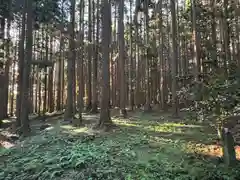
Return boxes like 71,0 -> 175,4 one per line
48,36 -> 54,112
211,0 -> 218,69
10,46 -> 17,116
119,0 -> 127,117
20,0 -> 33,136
191,0 -> 201,111
76,0 -> 85,125
64,0 -> 76,120
157,0 -> 165,109
43,27 -> 48,115
143,0 -> 151,111
170,0 -> 179,116
223,0 -> 231,72
56,34 -> 63,111
0,10 -> 5,125
191,0 -> 201,80
129,0 -> 134,110
16,1 -> 26,128
3,16 -> 11,118
99,0 -> 112,128
91,0 -> 99,113
135,13 -> 141,108
111,3 -> 118,107
86,0 -> 92,111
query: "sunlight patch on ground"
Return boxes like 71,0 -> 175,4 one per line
113,119 -> 140,127
60,125 -> 90,135
0,141 -> 15,149
2,119 -> 11,123
114,118 -> 200,134
72,127 -> 88,133
61,125 -> 75,130
161,122 -> 202,128
188,143 -> 240,160
45,126 -> 54,131
146,125 -> 182,133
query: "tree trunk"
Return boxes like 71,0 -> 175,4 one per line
43,27 -> 48,115
143,0 -> 151,112
76,0 -> 85,125
0,12 -> 5,125
56,34 -> 63,111
86,0 -> 92,111
20,0 -> 33,136
170,0 -> 179,117
118,0 -> 127,117
64,0 -> 76,120
129,0 -> 134,110
91,0 -> 99,113
99,0 -> 112,128
2,16 -> 11,118
48,36 -> 54,112
16,1 -> 26,128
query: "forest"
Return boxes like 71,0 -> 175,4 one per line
1,0 -> 240,179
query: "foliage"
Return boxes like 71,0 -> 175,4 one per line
3,0 -> 68,25
192,67 -> 240,121
1,114 -> 240,180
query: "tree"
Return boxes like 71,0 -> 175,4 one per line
86,0 -> 92,112
20,0 -> 33,136
143,0 -> 151,111
170,0 -> 179,117
118,0 -> 127,117
91,0 -> 99,113
128,0 -> 134,110
98,0 -> 112,128
76,0 -> 85,125
64,0 -> 76,121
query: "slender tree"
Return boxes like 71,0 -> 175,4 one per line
118,0 -> 127,117
170,0 -> 179,116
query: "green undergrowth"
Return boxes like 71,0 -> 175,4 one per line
1,112 -> 240,180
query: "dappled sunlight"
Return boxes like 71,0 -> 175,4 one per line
160,122 -> 202,128
1,111 -> 239,180
146,125 -> 183,133
61,125 -> 75,130
113,118 -> 140,127
114,117 -> 203,135
72,127 -> 88,133
59,125 -> 91,136
45,126 -> 54,131
0,141 -> 15,149
191,144 -> 240,161
2,119 -> 11,124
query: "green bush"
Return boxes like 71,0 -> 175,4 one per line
192,67 -> 240,120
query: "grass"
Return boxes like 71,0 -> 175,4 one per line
1,111 -> 240,180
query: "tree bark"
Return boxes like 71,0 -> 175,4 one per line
99,0 -> 112,128
118,0 -> 127,117
170,0 -> 179,117
20,0 -> 33,136
64,0 -> 76,120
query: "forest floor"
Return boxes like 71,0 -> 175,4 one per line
1,110 -> 240,180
